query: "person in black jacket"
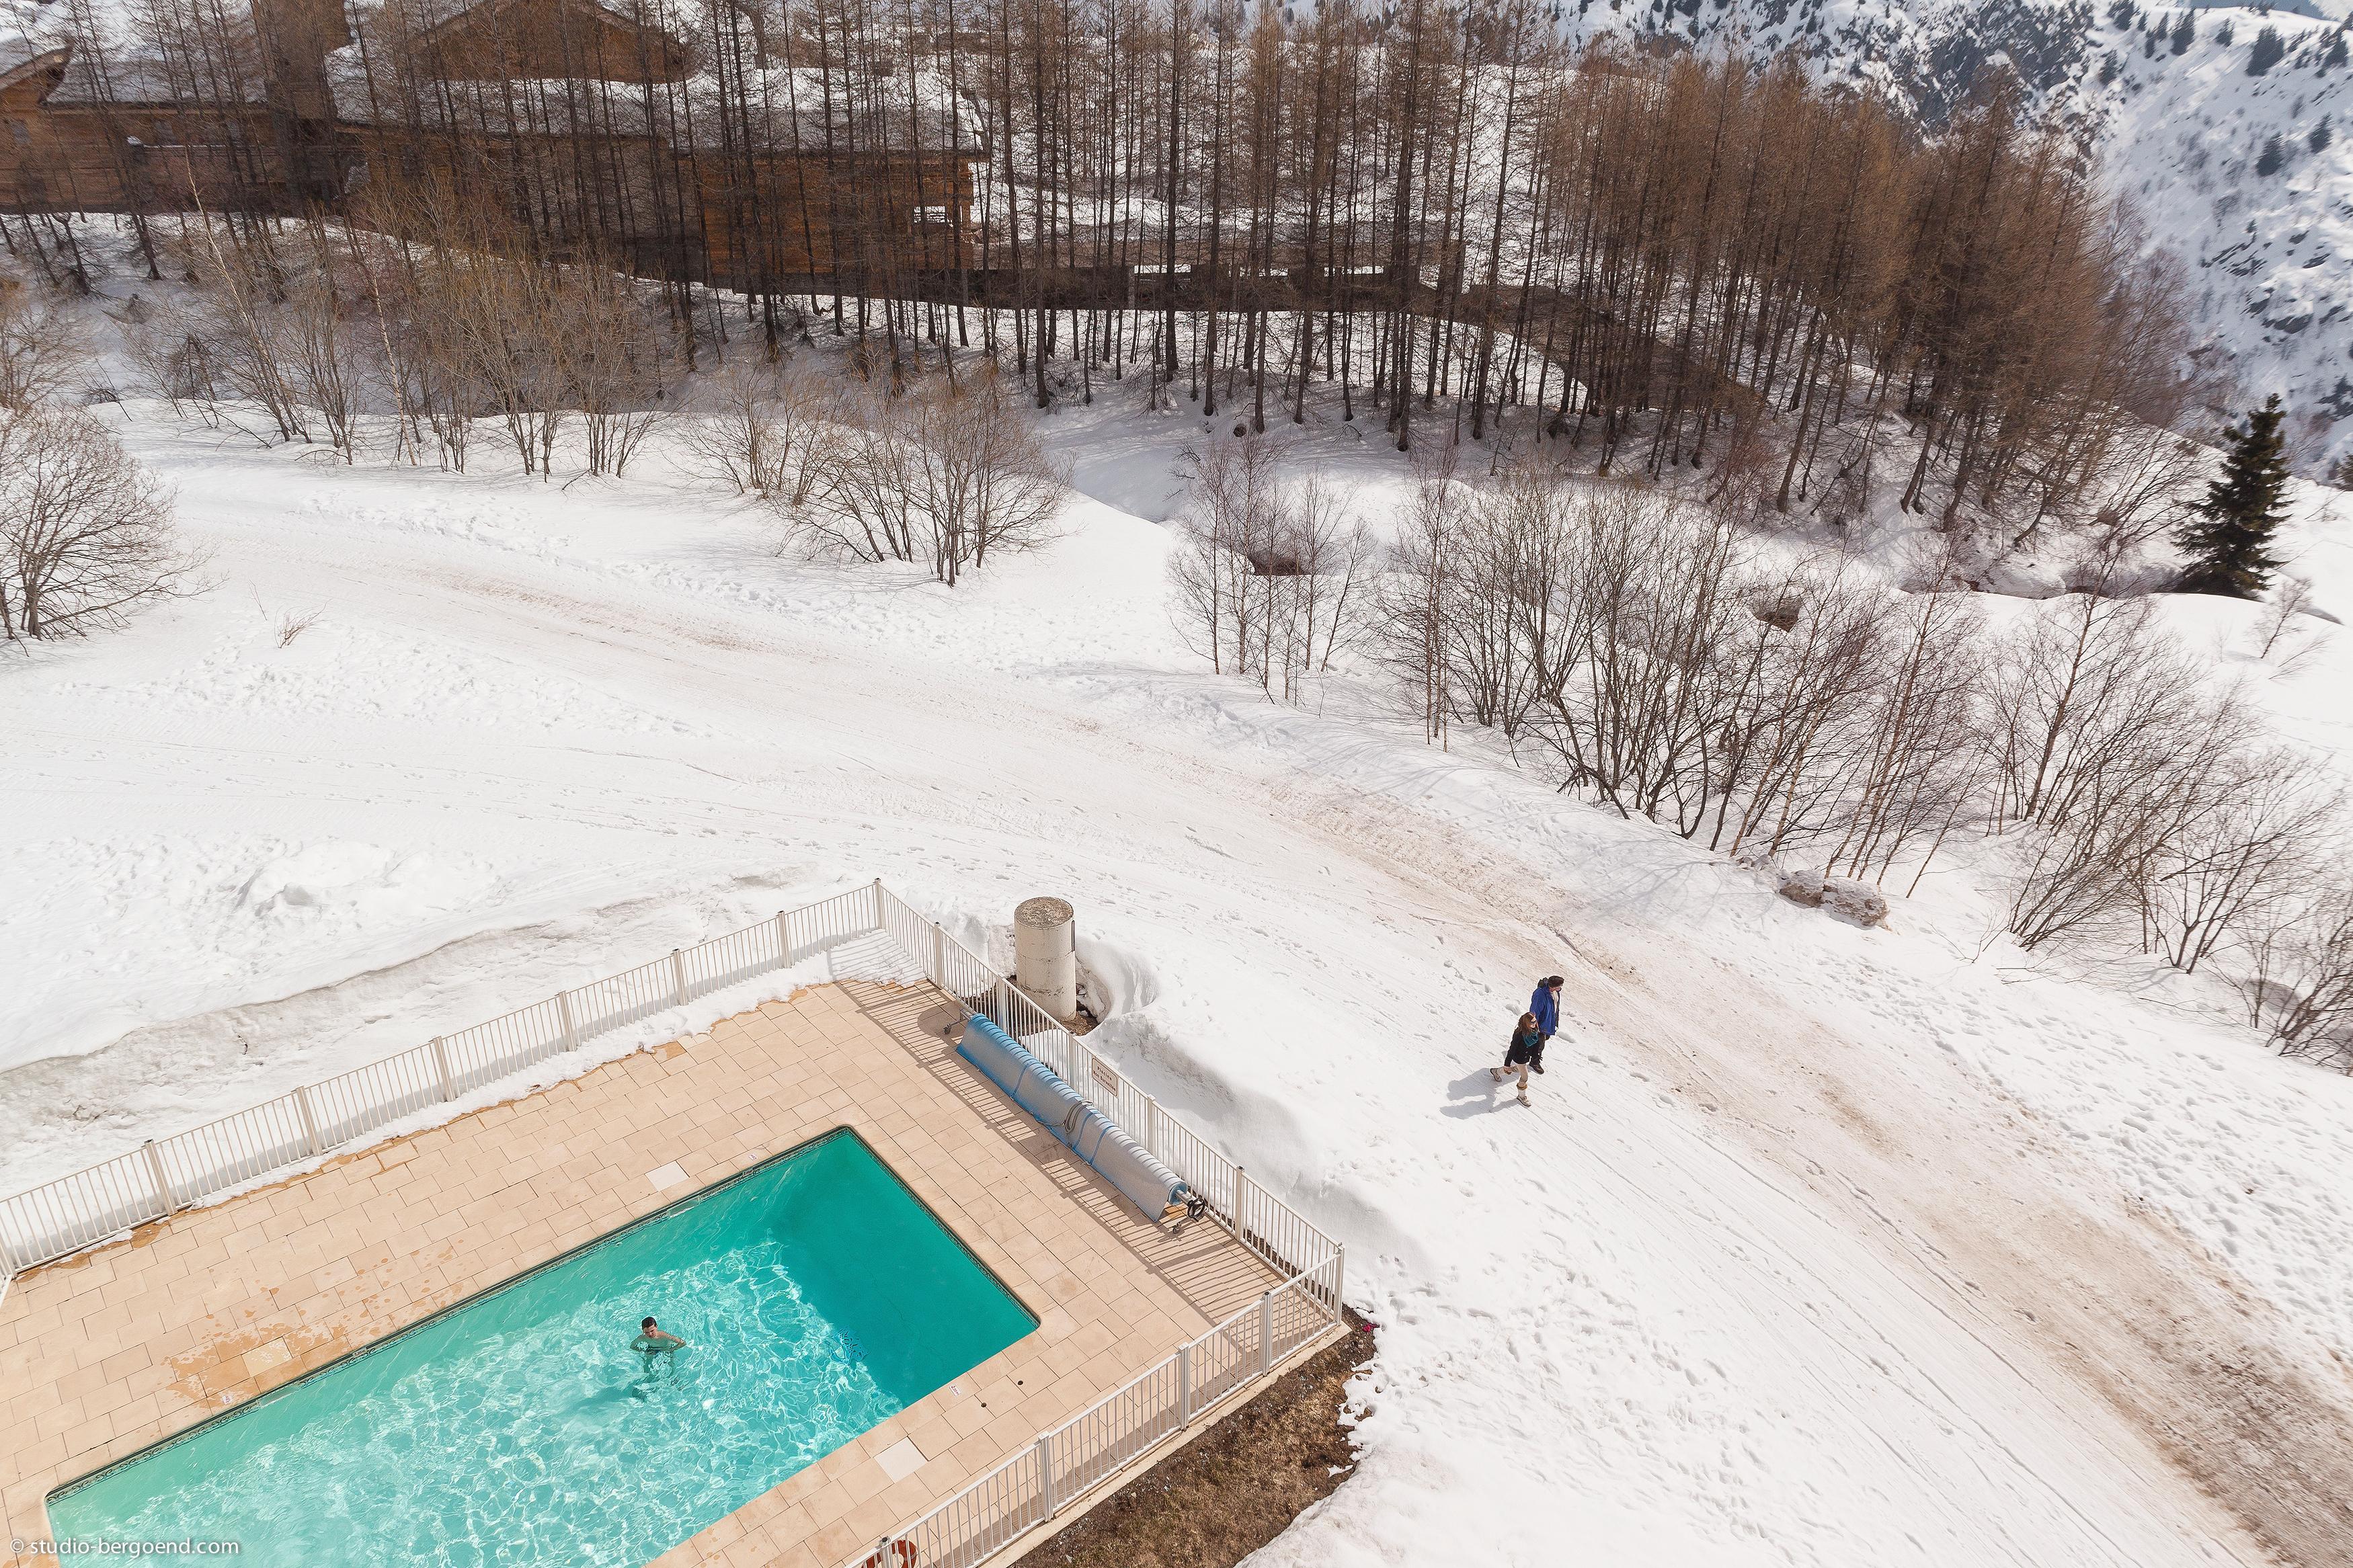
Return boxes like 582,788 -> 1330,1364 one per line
1490,1012 -> 1545,1106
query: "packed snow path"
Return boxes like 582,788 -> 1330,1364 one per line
7,412 -> 2353,1565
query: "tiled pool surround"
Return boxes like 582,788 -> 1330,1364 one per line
0,981 -> 1285,1568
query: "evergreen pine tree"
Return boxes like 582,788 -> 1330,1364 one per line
2176,396 -> 2292,597
2249,24 -> 2285,74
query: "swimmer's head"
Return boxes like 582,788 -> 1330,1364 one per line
642,1317 -> 657,1331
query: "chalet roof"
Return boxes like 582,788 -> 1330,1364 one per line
406,0 -> 676,51
0,46 -> 68,103
0,39 -> 272,108
324,46 -> 980,155
0,30 -> 984,157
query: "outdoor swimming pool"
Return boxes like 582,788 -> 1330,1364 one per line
46,1128 -> 1036,1567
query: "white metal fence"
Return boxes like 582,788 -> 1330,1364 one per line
867,884 -> 1347,1568
0,880 -> 1351,1568
0,882 -> 881,1276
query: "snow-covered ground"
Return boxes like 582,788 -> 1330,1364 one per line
9,372 -> 2353,1566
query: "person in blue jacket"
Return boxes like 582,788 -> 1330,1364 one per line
1525,975 -> 1564,1073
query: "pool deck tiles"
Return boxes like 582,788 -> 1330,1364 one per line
0,979 -> 1287,1568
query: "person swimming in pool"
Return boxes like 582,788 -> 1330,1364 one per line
633,1317 -> 688,1355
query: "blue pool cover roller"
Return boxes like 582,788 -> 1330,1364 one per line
956,1016 -> 1190,1221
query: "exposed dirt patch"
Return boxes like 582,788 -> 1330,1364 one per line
1011,1312 -> 1373,1568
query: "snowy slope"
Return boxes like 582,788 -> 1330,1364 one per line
8,370 -> 2353,1562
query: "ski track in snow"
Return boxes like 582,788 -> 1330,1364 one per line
5,402 -> 2353,1565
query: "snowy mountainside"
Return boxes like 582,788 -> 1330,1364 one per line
1554,0 -> 2353,473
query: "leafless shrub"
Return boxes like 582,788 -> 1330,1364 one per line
1371,440 -> 1470,742
2076,425 -> 2202,553
1717,562 -> 1893,860
122,300 -> 229,426
1266,477 -> 1378,700
267,243 -> 370,462
2002,684 -> 2251,952
1435,465 -> 1558,736
172,220 -> 312,446
1169,442 -> 1374,700
0,405 -> 193,640
275,607 -> 322,647
1365,466 -> 1986,886
680,360 -> 839,505
2256,575 -> 2316,661
1521,486 -> 1760,833
123,224 -> 370,457
2141,748 -> 2339,974
794,370 -> 1065,585
1168,433 -> 1286,679
1986,593 -> 2201,829
2239,891 -> 2353,1070
560,261 -> 670,479
1823,588 -> 1989,892
899,370 -> 1068,583
0,289 -> 89,411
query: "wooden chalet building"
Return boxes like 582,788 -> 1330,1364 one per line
0,0 -> 978,290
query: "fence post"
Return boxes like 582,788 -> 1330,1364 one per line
557,990 -> 579,1051
1143,1096 -> 1161,1161
430,1036 -> 456,1101
1176,1344 -> 1193,1426
1332,1245 -> 1347,1325
142,1140 -> 176,1215
293,1085 -> 321,1157
1259,1290 -> 1275,1376
670,949 -> 689,1007
1035,1432 -> 1057,1518
872,878 -> 886,930
1232,1165 -> 1251,1243
773,909 -> 792,968
931,923 -> 946,985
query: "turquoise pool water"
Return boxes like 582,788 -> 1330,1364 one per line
48,1129 -> 1035,1567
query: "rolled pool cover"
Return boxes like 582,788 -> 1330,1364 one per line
957,1016 -> 1189,1221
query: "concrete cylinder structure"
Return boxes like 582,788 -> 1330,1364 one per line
1014,897 -> 1079,1022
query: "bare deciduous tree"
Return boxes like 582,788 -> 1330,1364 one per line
2143,748 -> 2338,975
1168,450 -> 1374,700
2240,891 -> 2353,1070
561,261 -> 671,479
681,361 -> 842,507
0,289 -> 90,411
793,370 -> 1065,585
0,406 -> 193,640
1168,432 -> 1286,677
